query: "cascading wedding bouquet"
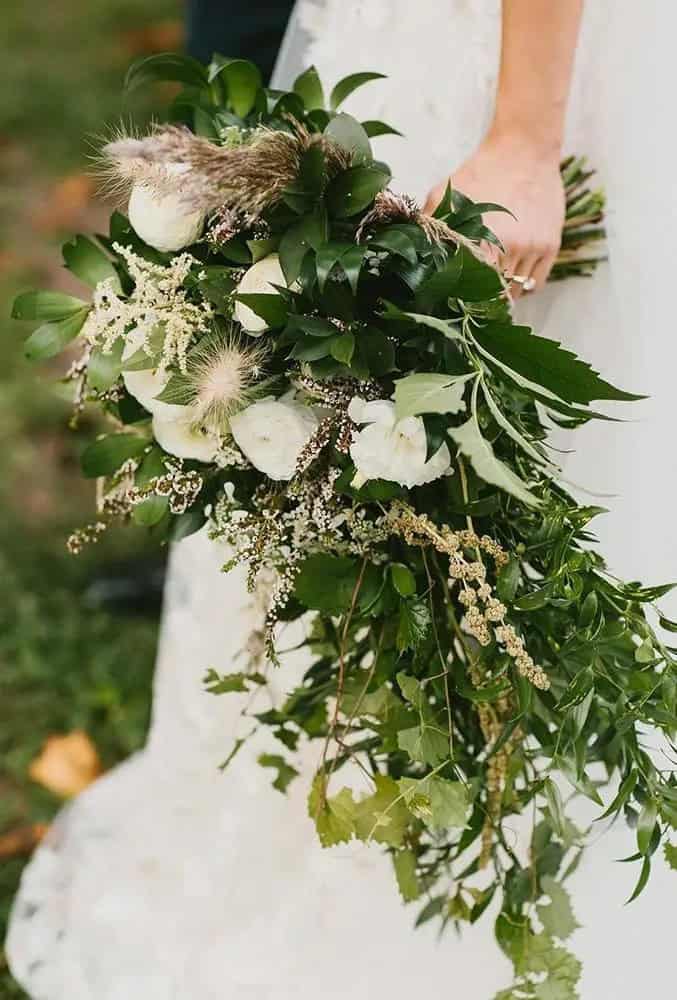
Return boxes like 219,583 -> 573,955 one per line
14,53 -> 676,999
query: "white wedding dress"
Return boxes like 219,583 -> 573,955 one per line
8,3 -> 676,998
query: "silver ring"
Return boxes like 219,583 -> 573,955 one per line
510,274 -> 536,293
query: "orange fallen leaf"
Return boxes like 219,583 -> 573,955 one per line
123,19 -> 184,55
29,730 -> 102,798
0,824 -> 49,859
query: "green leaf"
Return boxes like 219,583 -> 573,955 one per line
543,779 -> 567,839
81,433 -> 147,478
556,667 -> 594,712
131,494 -> 169,527
279,214 -> 327,285
361,119 -> 403,138
536,877 -> 580,940
396,598 -> 431,652
125,52 -> 208,92
626,855 -> 651,904
63,235 -> 120,289
329,71 -> 386,110
354,775 -> 410,846
293,65 -> 325,110
380,304 -> 462,341
357,327 -> 395,376
315,241 -> 353,292
324,113 -> 372,163
664,842 -> 677,870
391,563 -> 417,598
235,292 -> 288,328
214,59 -> 262,116
87,338 -> 124,392
258,753 -> 299,794
597,769 -> 637,820
474,323 -> 642,405
637,799 -> 658,855
393,849 -> 421,902
326,165 -> 390,218
428,778 -> 468,829
449,415 -> 540,507
397,724 -> 449,767
329,331 -> 355,364
394,372 -> 473,420
482,382 -> 552,467
308,776 -> 356,847
455,246 -> 503,301
294,554 -> 379,616
370,227 -> 418,265
415,251 -> 464,309
13,290 -> 88,321
171,506 -> 207,541
24,309 -> 90,360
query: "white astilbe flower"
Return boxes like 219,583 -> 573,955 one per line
82,244 -> 211,373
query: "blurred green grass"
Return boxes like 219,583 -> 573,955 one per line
0,1 -> 181,994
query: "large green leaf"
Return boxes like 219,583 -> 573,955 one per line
415,251 -> 464,309
24,308 -> 90,360
324,113 -> 372,164
474,323 -> 642,405
449,415 -> 540,507
13,290 -> 88,322
81,433 -> 147,478
329,71 -> 386,110
326,165 -> 390,218
294,554 -> 379,615
210,59 -> 262,117
454,246 -> 504,301
536,877 -> 580,940
293,66 -> 325,110
62,235 -> 120,289
394,372 -> 473,420
308,775 -> 356,846
125,52 -> 208,92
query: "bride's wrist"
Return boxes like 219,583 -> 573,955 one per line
485,114 -> 564,165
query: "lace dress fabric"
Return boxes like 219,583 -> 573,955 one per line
7,2 -> 676,997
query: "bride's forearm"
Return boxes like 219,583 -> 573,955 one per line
490,0 -> 584,158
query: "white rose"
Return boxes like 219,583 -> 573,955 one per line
348,397 -> 451,489
153,410 -> 220,463
233,254 -> 286,336
121,327 -> 186,420
128,168 -> 204,252
230,396 -> 318,480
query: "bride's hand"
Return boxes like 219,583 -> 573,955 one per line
423,132 -> 566,297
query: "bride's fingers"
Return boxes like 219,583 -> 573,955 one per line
530,250 -> 558,290
507,252 -> 541,299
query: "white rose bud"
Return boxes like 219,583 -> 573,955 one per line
153,410 -> 220,463
233,254 -> 286,336
128,167 -> 204,253
121,327 -> 186,420
348,397 -> 451,489
230,396 -> 318,480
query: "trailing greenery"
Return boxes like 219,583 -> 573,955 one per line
14,54 -> 677,999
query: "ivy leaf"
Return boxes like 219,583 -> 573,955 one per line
397,724 -> 449,767
293,66 -> 325,110
474,323 -> 642,405
329,71 -> 386,110
354,775 -> 410,846
394,372 -> 473,420
258,753 -> 299,794
308,775 -> 356,847
393,849 -> 421,902
449,415 -> 540,507
536,877 -> 580,941
396,598 -> 431,651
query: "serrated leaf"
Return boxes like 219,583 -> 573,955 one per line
536,877 -> 580,940
397,724 -> 449,766
308,776 -> 356,847
393,848 -> 421,902
474,323 -> 642,405
449,415 -> 540,507
354,775 -> 410,846
482,381 -> 553,467
394,372 -> 473,420
428,778 -> 468,829
258,753 -> 299,794
396,598 -> 431,651
329,71 -> 385,110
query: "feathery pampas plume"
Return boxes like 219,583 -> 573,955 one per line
101,120 -> 352,218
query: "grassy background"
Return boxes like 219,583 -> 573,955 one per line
0,1 -> 181,994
